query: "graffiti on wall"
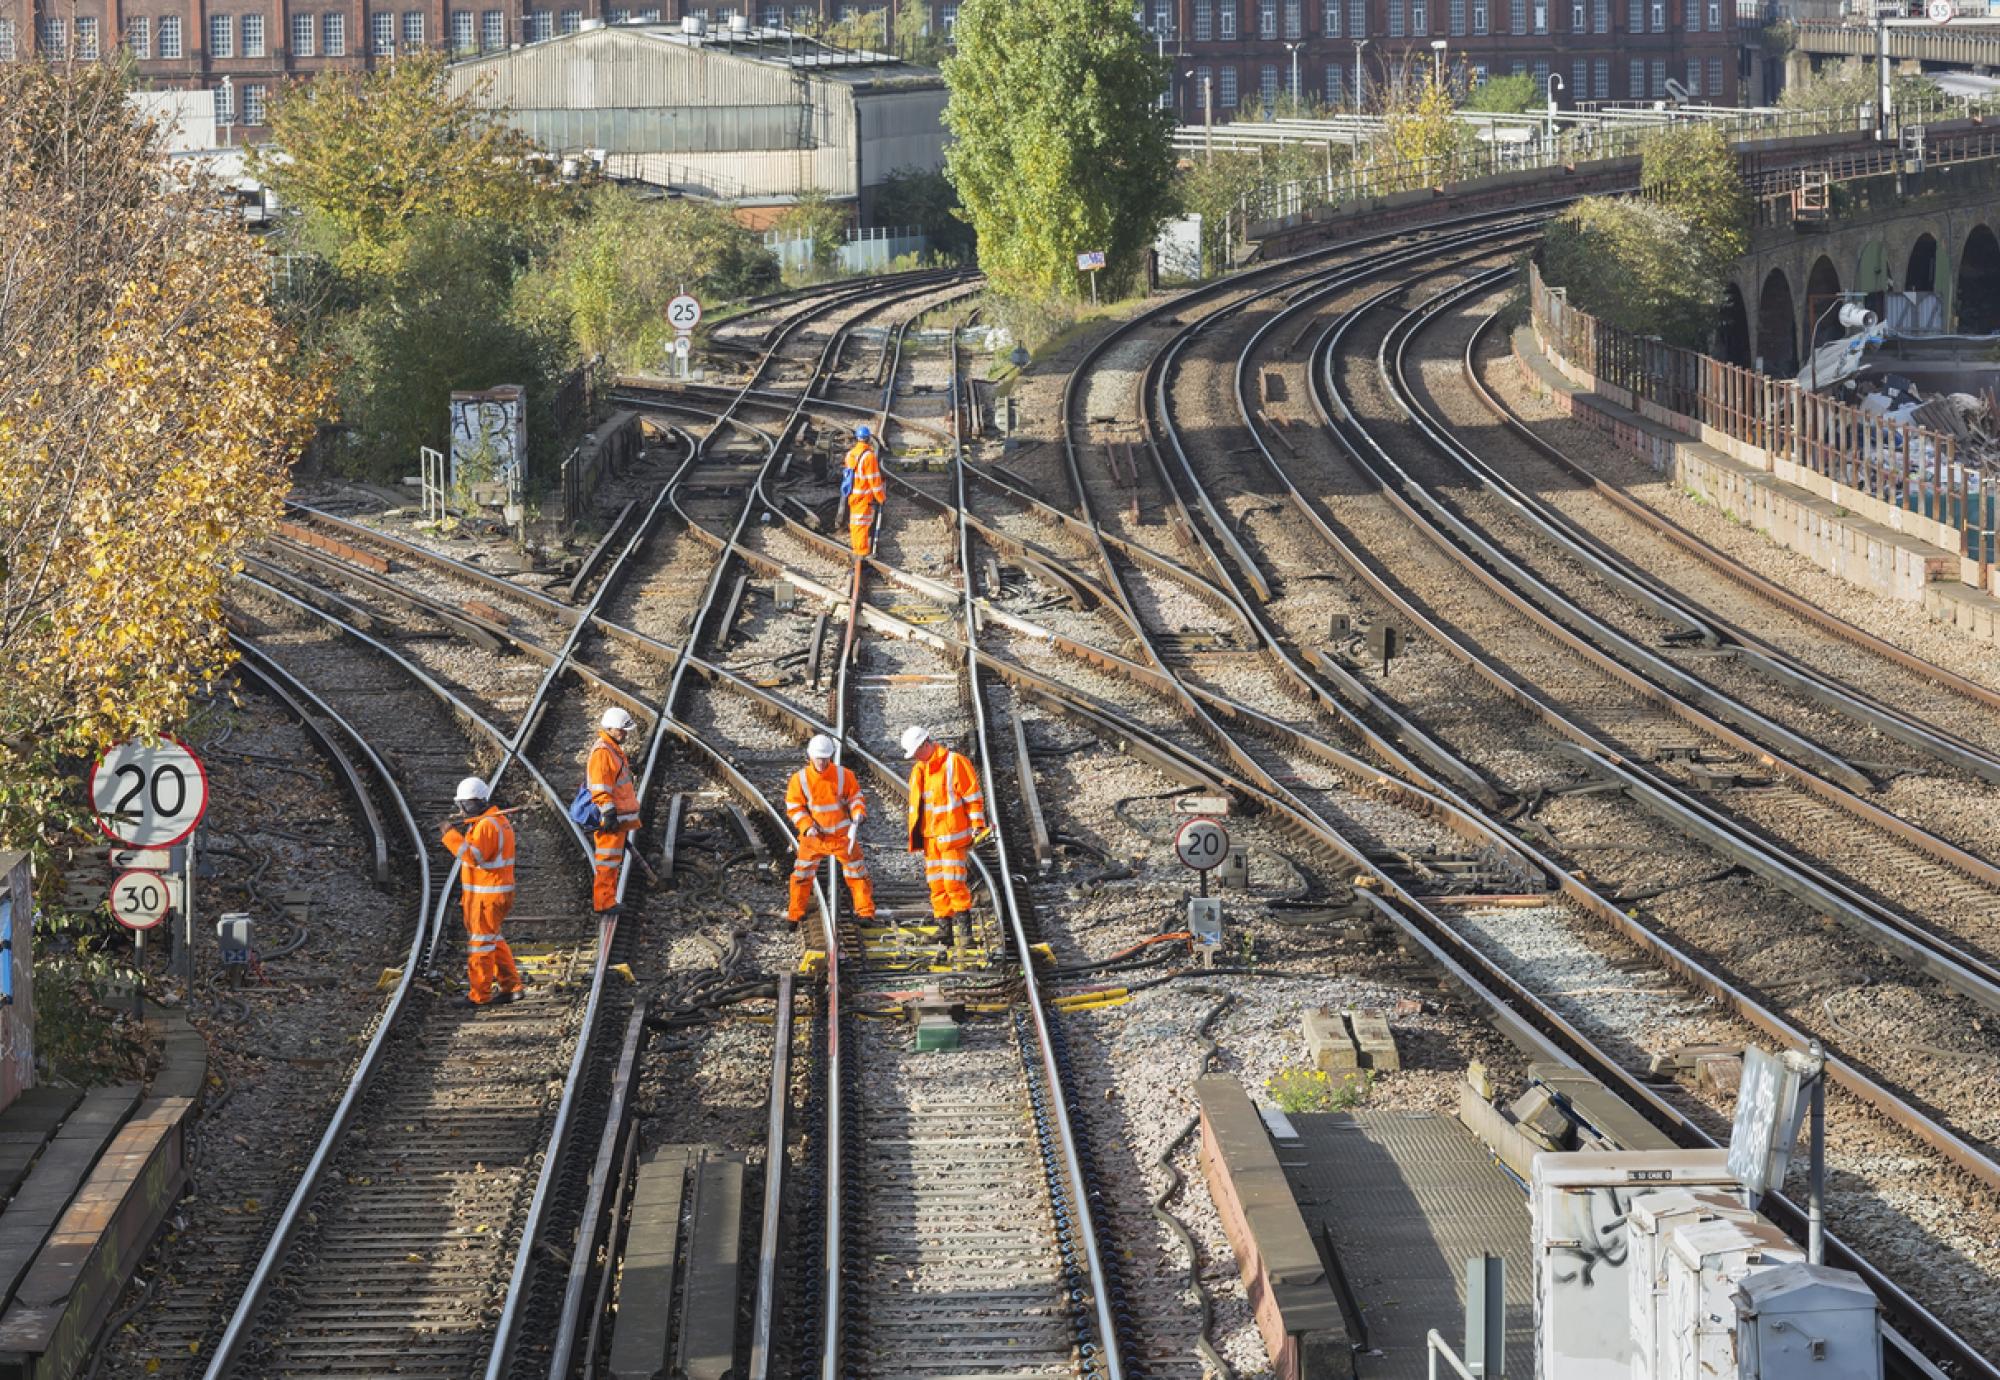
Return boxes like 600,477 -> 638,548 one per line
448,385 -> 526,499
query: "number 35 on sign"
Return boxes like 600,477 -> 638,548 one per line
90,738 -> 210,849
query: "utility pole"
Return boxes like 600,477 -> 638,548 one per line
1285,39 -> 1302,109
1876,7 -> 1891,140
1204,73 -> 1214,160
1353,37 -> 1368,111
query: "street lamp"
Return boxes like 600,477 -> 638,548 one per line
1352,37 -> 1368,112
220,74 -> 233,148
1187,67 -> 1215,161
1430,37 -> 1447,92
1284,39 -> 1303,110
1544,71 -> 1564,151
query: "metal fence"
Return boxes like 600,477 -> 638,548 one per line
1529,261 -> 1994,567
763,224 -> 928,273
1243,93 -> 2000,231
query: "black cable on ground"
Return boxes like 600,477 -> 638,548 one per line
1149,988 -> 1236,1380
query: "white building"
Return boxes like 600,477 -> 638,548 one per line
444,20 -> 947,219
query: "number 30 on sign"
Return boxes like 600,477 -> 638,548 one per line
90,738 -> 210,849
109,870 -> 171,931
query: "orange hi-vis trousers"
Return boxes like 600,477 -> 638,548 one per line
442,807 -> 524,1003
921,843 -> 972,919
848,498 -> 878,556
789,833 -> 875,921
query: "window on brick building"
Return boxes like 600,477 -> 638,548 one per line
1531,57 -> 1547,88
1625,0 -> 1638,28
76,15 -> 99,55
1685,57 -> 1699,93
1573,58 -> 1586,97
482,8 -> 505,44
0,18 -> 14,59
560,8 -> 581,31
1194,0 -> 1212,37
245,82 -> 267,121
127,16 -> 150,55
1259,62 -> 1278,107
1285,0 -> 1301,36
1686,0 -> 1698,30
1348,0 -> 1365,34
1708,55 -> 1721,94
1594,57 -> 1607,96
1510,0 -> 1524,34
243,13 -> 265,53
1472,0 -> 1485,30
324,11 -> 346,53
1219,65 -> 1237,105
1219,0 -> 1235,36
214,81 -> 234,123
1593,0 -> 1605,28
1570,0 -> 1581,26
40,18 -> 68,53
211,13 -> 234,54
1258,0 -> 1275,37
1388,1 -> 1402,35
1322,0 -> 1339,34
1325,63 -> 1342,102
1649,0 -> 1661,27
1532,0 -> 1546,32
403,11 -> 422,43
160,15 -> 182,55
1628,56 -> 1642,94
372,12 -> 394,50
1649,57 -> 1664,93
292,12 -> 315,53
1449,0 -> 1464,32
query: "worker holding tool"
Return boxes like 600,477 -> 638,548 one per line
784,734 -> 875,925
844,423 -> 885,557
440,777 -> 526,1007
901,725 -> 988,936
587,707 -> 643,915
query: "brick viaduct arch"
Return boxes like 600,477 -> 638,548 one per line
1726,187 -> 2000,372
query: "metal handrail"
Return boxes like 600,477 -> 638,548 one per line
1427,1330 -> 1481,1380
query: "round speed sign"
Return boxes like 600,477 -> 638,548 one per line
90,737 -> 210,848
109,870 -> 171,931
1928,0 -> 1954,22
666,293 -> 702,332
1174,817 -> 1231,872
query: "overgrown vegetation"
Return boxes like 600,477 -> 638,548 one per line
1539,123 -> 1751,348
942,0 -> 1176,299
3,60 -> 325,1077
772,190 -> 851,280
873,167 -> 976,261
260,55 -> 783,478
1459,72 -> 1538,115
1268,1065 -> 1376,1113
1778,58 -> 1942,114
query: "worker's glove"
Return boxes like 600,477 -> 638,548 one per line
908,823 -> 922,853
597,805 -> 617,831
804,823 -> 825,840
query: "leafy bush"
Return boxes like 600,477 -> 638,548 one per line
873,168 -> 976,261
1542,197 -> 1720,347
1460,73 -> 1538,114
1268,1064 -> 1375,1113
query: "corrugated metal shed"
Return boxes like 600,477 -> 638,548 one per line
445,24 -> 946,206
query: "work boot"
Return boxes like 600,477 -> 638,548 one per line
456,994 -> 491,1010
495,989 -> 525,1005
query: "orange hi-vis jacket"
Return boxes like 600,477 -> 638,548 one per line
847,441 -> 886,507
588,731 -> 641,826
787,760 -> 867,845
906,748 -> 985,853
442,807 -> 517,921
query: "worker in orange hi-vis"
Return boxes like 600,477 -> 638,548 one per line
784,734 -> 876,925
844,424 -> 886,557
440,776 -> 526,1008
588,707 -> 643,915
901,725 -> 988,933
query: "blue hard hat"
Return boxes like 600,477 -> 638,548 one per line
856,424 -> 873,439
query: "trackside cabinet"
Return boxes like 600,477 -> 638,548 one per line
1734,1264 -> 1882,1380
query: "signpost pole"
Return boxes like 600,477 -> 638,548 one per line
134,931 -> 145,1021
1807,1039 -> 1826,1264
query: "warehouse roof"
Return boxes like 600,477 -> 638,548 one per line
447,21 -> 941,90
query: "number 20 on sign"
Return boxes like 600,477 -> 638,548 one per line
90,737 -> 210,849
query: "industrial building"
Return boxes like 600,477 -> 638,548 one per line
442,20 -> 946,216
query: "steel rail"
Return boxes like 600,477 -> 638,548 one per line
522,273 -> 961,1379
1458,305 -> 2000,765
200,636 -> 434,1378
1362,273 -> 2000,1010
1128,223 -> 2000,1380
947,316 -> 1128,1377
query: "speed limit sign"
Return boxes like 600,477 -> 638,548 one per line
90,737 -> 209,848
109,870 -> 171,931
1174,818 -> 1230,872
666,293 -> 702,332
1928,0 -> 1954,22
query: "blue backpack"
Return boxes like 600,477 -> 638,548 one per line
568,782 -> 600,827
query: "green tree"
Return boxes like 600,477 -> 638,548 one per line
894,0 -> 950,62
513,188 -> 779,364
331,218 -> 570,474
1541,196 -> 1718,347
1640,123 -> 1750,270
254,53 -> 563,278
873,167 -> 976,260
1460,72 -> 1537,114
773,190 -> 851,278
1368,79 -> 1475,192
1778,58 -> 1943,117
943,0 -> 1176,298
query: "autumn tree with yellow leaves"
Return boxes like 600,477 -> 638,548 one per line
0,59 -> 326,851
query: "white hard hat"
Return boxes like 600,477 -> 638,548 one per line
807,733 -> 838,761
601,707 -> 639,733
900,725 -> 931,759
455,776 -> 491,804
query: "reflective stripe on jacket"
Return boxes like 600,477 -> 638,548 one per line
906,749 -> 985,850
588,731 -> 641,824
848,444 -> 886,505
442,807 -> 517,897
787,761 -> 867,836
